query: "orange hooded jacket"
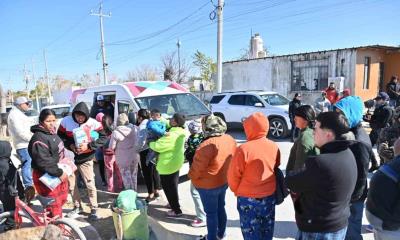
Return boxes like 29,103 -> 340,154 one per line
228,112 -> 281,198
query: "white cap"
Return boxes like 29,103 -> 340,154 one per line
97,95 -> 104,101
14,96 -> 30,106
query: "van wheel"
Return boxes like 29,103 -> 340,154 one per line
269,118 -> 288,139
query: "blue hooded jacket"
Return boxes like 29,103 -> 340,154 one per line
335,96 -> 364,128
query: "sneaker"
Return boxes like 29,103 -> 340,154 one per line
166,210 -> 182,217
196,236 -> 207,240
66,206 -> 83,218
88,209 -> 99,221
365,224 -> 374,232
191,219 -> 206,227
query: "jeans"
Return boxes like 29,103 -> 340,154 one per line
197,184 -> 228,240
190,183 -> 206,222
237,195 -> 276,240
366,210 -> 400,240
345,201 -> 364,240
297,227 -> 347,240
16,148 -> 33,187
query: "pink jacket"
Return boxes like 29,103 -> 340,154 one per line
109,124 -> 140,166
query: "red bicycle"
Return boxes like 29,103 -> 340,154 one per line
0,171 -> 86,239
0,195 -> 86,239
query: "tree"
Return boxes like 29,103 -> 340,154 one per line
126,65 -> 159,82
192,50 -> 216,84
160,51 -> 191,83
51,75 -> 74,91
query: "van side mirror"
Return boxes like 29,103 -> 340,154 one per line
254,102 -> 264,107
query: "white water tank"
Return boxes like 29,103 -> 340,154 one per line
250,33 -> 266,59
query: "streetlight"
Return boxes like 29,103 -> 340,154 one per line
176,39 -> 181,83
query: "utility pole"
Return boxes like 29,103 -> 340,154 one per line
91,1 -> 111,85
31,58 -> 39,110
216,0 -> 224,93
43,49 -> 52,104
177,39 -> 181,83
23,64 -> 29,98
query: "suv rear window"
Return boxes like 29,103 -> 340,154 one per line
228,95 -> 246,105
210,95 -> 225,104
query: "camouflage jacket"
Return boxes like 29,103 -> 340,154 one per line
377,122 -> 400,163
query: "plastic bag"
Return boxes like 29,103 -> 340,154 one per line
115,190 -> 138,213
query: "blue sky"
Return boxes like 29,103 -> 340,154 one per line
0,0 -> 399,91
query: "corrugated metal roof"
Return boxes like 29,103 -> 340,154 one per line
224,44 -> 400,64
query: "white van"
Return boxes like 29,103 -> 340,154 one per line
70,81 -> 211,122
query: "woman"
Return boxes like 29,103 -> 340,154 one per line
110,113 -> 140,191
137,109 -> 161,202
289,93 -> 302,141
189,115 -> 237,240
28,109 -> 69,217
228,112 -> 281,240
103,114 -> 123,193
149,113 -> 186,217
286,105 -> 319,200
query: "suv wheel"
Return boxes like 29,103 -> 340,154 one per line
269,118 -> 288,139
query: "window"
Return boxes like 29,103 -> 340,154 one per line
51,107 -> 70,119
260,94 -> 290,106
378,62 -> 385,91
118,101 -> 134,115
245,95 -> 263,106
363,57 -> 370,89
228,95 -> 246,105
135,93 -> 210,119
291,58 -> 329,91
210,95 -> 225,104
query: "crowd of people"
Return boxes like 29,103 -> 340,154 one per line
0,77 -> 399,240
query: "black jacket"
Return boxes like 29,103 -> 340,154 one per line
89,103 -> 114,120
370,103 -> 393,130
367,156 -> 400,231
57,102 -> 108,165
0,141 -> 20,197
289,99 -> 301,121
349,124 -> 373,202
29,125 -> 64,177
285,140 -> 357,233
387,82 -> 398,100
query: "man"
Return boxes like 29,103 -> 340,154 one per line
89,95 -> 114,119
7,96 -> 35,198
386,75 -> 399,107
58,102 -> 107,220
324,82 -> 339,105
340,88 -> 351,100
335,96 -> 374,240
289,93 -> 302,141
366,137 -> 400,240
314,91 -> 331,114
285,111 -> 357,240
368,92 -> 393,146
377,106 -> 400,164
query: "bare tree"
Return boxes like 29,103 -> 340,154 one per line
160,51 -> 191,83
126,65 -> 159,82
51,75 -> 74,91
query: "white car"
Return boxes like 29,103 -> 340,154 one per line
42,104 -> 71,127
210,91 -> 292,138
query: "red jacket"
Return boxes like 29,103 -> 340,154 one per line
325,88 -> 339,104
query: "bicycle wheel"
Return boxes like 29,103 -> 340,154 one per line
0,210 -> 34,228
53,218 -> 86,240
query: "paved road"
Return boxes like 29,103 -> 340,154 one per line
151,130 -> 375,240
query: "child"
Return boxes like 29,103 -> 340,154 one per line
185,120 -> 206,227
146,109 -> 168,165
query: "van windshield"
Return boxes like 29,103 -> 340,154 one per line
135,93 -> 210,119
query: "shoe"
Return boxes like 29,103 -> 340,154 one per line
365,224 -> 374,232
166,210 -> 182,217
88,209 -> 99,221
66,206 -> 83,218
369,165 -> 379,173
196,236 -> 207,240
145,195 -> 156,203
191,219 -> 206,227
